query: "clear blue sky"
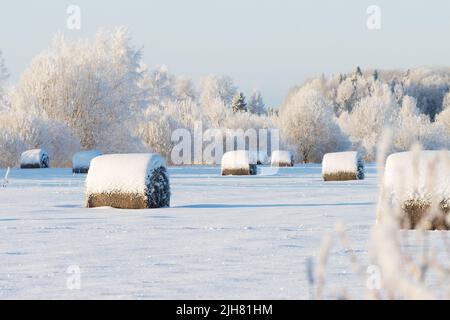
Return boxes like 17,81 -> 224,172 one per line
1,0 -> 450,106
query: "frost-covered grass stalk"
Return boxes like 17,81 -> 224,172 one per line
2,167 -> 10,187
309,221 -> 370,300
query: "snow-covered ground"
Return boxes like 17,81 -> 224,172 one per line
0,164 -> 443,299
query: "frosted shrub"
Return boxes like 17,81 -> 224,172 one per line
0,128 -> 25,168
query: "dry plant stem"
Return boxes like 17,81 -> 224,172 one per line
315,233 -> 332,300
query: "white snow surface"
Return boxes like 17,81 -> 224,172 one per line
271,150 -> 292,165
72,150 -> 103,169
85,153 -> 166,195
0,164 -> 447,299
322,151 -> 360,175
221,150 -> 256,170
384,151 -> 450,201
20,149 -> 48,166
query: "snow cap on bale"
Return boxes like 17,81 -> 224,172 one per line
20,149 -> 49,169
271,150 -> 294,167
72,150 -> 103,174
383,150 -> 450,229
322,151 -> 364,181
85,153 -> 170,209
221,150 -> 257,176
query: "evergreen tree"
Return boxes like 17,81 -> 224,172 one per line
373,69 -> 379,81
247,89 -> 265,115
231,92 -> 247,113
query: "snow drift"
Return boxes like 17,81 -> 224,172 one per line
72,150 -> 103,174
221,150 -> 257,176
271,150 -> 294,167
85,153 -> 170,209
383,150 -> 450,229
20,149 -> 49,169
322,151 -> 364,181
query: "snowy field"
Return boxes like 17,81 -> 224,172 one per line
0,164 -> 444,299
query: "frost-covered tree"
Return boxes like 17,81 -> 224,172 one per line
142,65 -> 196,105
437,107 -> 450,135
10,28 -> 147,153
393,96 -> 431,151
247,89 -> 265,115
199,74 -> 237,107
145,64 -> 174,105
338,82 -> 398,160
173,76 -> 196,102
231,92 -> 247,113
137,106 -> 179,161
200,98 -> 229,128
391,91 -> 450,152
0,50 -> 9,107
335,70 -> 371,115
280,85 -> 349,163
402,68 -> 449,119
441,91 -> 450,111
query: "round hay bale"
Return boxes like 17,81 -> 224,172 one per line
20,149 -> 49,169
72,150 -> 103,174
221,150 -> 257,176
383,151 -> 450,230
85,153 -> 170,209
271,150 -> 294,167
322,151 -> 364,181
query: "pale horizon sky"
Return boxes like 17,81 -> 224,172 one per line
1,0 -> 450,106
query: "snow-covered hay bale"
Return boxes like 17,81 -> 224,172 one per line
322,151 -> 364,181
20,149 -> 49,169
271,150 -> 294,167
384,151 -> 450,230
72,150 -> 103,174
85,153 -> 170,209
221,150 -> 257,176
